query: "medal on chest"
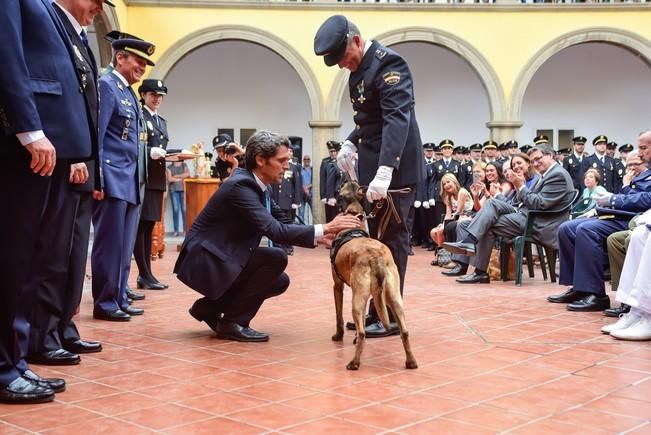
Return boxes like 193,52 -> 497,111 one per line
356,80 -> 365,104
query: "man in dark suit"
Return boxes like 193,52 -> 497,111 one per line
548,131 -> 651,311
91,37 -> 154,321
562,136 -> 587,191
25,0 -> 106,367
445,144 -> 575,284
0,0 -> 109,403
176,131 -> 359,342
315,15 -> 425,337
133,79 -> 169,290
581,135 -> 615,193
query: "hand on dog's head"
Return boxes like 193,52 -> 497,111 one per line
337,181 -> 365,222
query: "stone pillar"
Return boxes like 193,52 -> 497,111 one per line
309,120 -> 342,224
486,120 -> 524,144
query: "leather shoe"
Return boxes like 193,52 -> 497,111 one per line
567,294 -> 610,312
0,377 -> 54,404
189,301 -> 220,333
604,304 -> 630,318
64,339 -> 102,354
93,308 -> 130,322
22,370 -> 65,393
27,349 -> 80,366
443,241 -> 476,256
346,315 -> 376,331
126,287 -> 145,301
365,321 -> 399,338
456,271 -> 489,284
547,288 -> 587,304
216,322 -> 269,342
123,306 -> 144,316
137,276 -> 167,290
442,264 -> 468,277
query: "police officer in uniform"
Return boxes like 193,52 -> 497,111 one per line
320,140 -> 341,223
581,135 -> 615,193
210,133 -> 234,181
413,142 -> 435,248
133,79 -> 169,290
462,143 -> 482,190
271,147 -> 303,254
91,37 -> 154,321
607,141 -> 625,193
563,136 -> 587,191
315,15 -> 425,337
533,134 -> 550,146
483,140 -> 498,163
428,139 -> 460,230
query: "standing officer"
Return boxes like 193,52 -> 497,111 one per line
563,136 -> 587,191
133,79 -> 169,290
0,0 -> 105,403
210,133 -> 233,181
462,143 -> 482,190
581,135 -> 615,193
428,139 -> 460,230
612,143 -> 632,194
413,143 -> 436,248
271,147 -> 303,254
315,15 -> 425,337
91,37 -> 155,321
320,140 -> 341,223
482,140 -> 498,163
606,141 -> 617,159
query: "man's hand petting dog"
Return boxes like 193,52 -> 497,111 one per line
323,214 -> 362,236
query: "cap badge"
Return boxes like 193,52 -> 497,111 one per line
383,71 -> 401,86
157,80 -> 163,88
147,45 -> 155,55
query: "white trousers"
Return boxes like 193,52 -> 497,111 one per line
617,224 -> 651,315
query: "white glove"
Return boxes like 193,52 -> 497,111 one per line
150,147 -> 166,160
321,198 -> 327,204
366,165 -> 393,202
337,140 -> 357,181
594,192 -> 614,207
291,203 -> 299,210
414,200 -> 421,208
327,198 -> 336,206
422,201 -> 430,209
429,198 -> 436,206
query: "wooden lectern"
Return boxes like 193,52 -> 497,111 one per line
184,178 -> 221,233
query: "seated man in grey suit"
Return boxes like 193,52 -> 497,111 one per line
444,144 -> 575,283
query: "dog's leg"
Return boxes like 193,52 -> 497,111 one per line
386,278 -> 418,370
347,290 -> 368,370
332,277 -> 345,342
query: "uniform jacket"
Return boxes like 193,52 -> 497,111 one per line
428,159 -> 461,200
581,154 -> 615,193
271,162 -> 302,210
415,158 -> 435,202
319,156 -> 334,200
611,168 -> 651,212
515,163 -> 575,248
562,153 -> 585,192
142,108 -> 169,192
346,41 -> 425,188
97,72 -> 147,204
174,168 -> 315,299
613,159 -> 626,194
0,0 -> 94,161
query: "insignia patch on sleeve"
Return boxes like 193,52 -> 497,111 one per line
375,49 -> 387,60
383,71 -> 401,85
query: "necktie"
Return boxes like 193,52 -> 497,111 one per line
264,189 -> 273,247
80,29 -> 89,50
153,113 -> 160,127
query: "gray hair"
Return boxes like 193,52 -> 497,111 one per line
531,143 -> 555,156
245,130 -> 290,170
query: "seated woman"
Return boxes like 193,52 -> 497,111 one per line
430,174 -> 472,266
471,161 -> 512,211
572,168 -> 609,218
510,152 -> 539,190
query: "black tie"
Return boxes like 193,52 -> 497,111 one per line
153,113 -> 160,127
80,29 -> 89,50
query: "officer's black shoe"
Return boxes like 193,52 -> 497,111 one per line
0,377 -> 54,404
126,287 -> 145,301
604,304 -> 630,318
547,288 -> 587,304
123,306 -> 144,316
567,294 -> 610,312
22,370 -> 66,393
346,315 -> 376,331
442,263 -> 468,277
136,276 -> 166,290
456,271 -> 489,284
365,321 -> 399,338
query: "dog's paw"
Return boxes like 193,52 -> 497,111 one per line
405,360 -> 418,369
346,361 -> 360,370
331,332 -> 343,341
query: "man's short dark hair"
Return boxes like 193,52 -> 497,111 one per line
532,143 -> 554,156
245,130 -> 290,171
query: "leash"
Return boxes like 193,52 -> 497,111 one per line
356,185 -> 412,240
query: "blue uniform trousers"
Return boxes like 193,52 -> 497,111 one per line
558,217 -> 628,295
91,197 -> 140,312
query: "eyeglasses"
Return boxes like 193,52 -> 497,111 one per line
530,155 -> 545,164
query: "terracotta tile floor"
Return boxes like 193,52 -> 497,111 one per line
1,245 -> 651,434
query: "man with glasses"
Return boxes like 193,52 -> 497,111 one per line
548,131 -> 651,311
444,144 -> 574,284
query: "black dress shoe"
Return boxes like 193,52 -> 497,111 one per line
22,370 -> 65,393
547,288 -> 587,304
150,277 -> 169,289
442,264 -> 468,277
189,302 -> 220,333
126,287 -> 145,301
567,294 -> 611,312
0,377 -> 54,404
64,340 -> 102,354
604,304 -> 630,318
365,321 -> 399,338
443,241 -> 476,256
346,315 -> 376,331
216,322 -> 269,342
27,349 -> 80,366
136,276 -> 167,290
456,271 -> 489,284
122,306 -> 144,316
93,308 -> 131,322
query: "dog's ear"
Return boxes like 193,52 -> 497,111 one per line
356,186 -> 365,201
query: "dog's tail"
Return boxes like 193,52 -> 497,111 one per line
372,258 -> 392,330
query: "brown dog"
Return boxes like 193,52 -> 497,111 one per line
330,181 -> 417,370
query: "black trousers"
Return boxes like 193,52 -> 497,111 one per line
134,219 -> 156,281
195,247 -> 290,327
28,189 -> 93,353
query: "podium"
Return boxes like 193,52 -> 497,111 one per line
185,178 -> 221,233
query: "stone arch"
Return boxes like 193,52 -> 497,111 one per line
325,26 -> 507,122
149,25 -> 324,120
510,27 -> 651,121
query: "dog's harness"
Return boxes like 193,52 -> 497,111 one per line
329,228 -> 369,285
